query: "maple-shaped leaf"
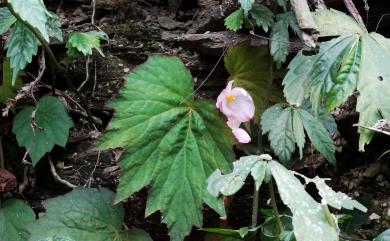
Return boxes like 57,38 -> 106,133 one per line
224,42 -> 284,121
66,31 -> 108,57
0,199 -> 35,241
5,21 -> 39,84
225,9 -> 244,32
96,56 -> 235,241
12,95 -> 73,166
9,0 -> 49,41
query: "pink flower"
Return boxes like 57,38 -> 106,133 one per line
216,80 -> 255,143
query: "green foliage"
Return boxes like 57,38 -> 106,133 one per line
97,56 -> 235,241
46,12 -> 63,42
260,215 -> 294,241
9,0 -> 50,41
261,104 -> 336,164
249,4 -> 274,32
0,7 -> 16,35
207,155 -> 270,197
12,95 -> 73,166
0,59 -> 22,104
374,229 -> 390,241
66,31 -> 107,57
270,19 -> 289,68
0,199 -> 35,241
5,21 -> 39,85
201,226 -> 259,239
224,42 -> 283,121
128,229 -> 154,241
238,0 -> 254,16
27,188 -> 141,241
224,9 -> 244,32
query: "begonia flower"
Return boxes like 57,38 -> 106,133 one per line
227,119 -> 251,143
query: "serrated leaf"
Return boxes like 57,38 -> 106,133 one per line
225,42 -> 283,121
277,11 -> 301,35
0,199 -> 35,241
298,108 -> 336,164
356,33 -> 390,150
260,103 -> 284,134
292,109 -> 305,159
66,31 -> 106,57
0,58 -> 22,103
96,56 -> 235,241
0,7 -> 16,35
249,4 -> 274,32
9,0 -> 49,41
6,21 -> 39,85
313,9 -> 364,37
306,176 -> 367,212
270,20 -> 289,68
269,161 -> 339,241
239,0 -> 254,16
325,41 -> 360,113
374,229 -> 390,241
275,0 -> 287,10
282,35 -> 358,109
267,108 -> 295,163
12,95 -> 73,166
46,12 -> 63,42
27,188 -> 132,241
225,9 -> 244,32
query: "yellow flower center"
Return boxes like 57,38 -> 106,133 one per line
226,94 -> 236,103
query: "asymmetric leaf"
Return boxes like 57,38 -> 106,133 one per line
270,20 -> 289,68
269,161 -> 339,241
0,8 -> 16,35
6,22 -> 39,84
0,59 -> 22,104
12,96 -> 73,166
225,9 -> 244,32
97,56 -> 235,241
66,31 -> 107,57
27,188 -> 132,241
0,199 -> 35,241
9,0 -> 49,41
225,43 -> 283,120
249,4 -> 274,32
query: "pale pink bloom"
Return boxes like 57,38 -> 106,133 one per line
227,119 -> 251,143
216,80 -> 255,123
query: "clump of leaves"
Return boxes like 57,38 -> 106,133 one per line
97,56 -> 235,241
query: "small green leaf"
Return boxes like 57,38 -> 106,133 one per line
0,199 -> 35,241
27,188 -> 132,241
269,161 -> 339,241
249,4 -> 274,32
260,103 -> 284,134
325,41 -> 361,113
46,11 -> 63,42
270,20 -> 289,68
374,229 -> 390,241
96,56 -> 235,241
225,9 -> 244,32
298,108 -> 336,164
12,95 -> 74,166
225,42 -> 284,120
239,0 -> 254,16
6,21 -> 39,85
292,109 -> 305,159
66,31 -> 107,57
251,160 -> 267,190
0,7 -> 16,35
0,58 -> 22,104
313,9 -> 364,37
9,0 -> 49,41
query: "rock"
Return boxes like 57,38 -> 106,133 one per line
369,213 -> 381,220
158,16 -> 181,30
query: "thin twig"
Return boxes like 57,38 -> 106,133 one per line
342,0 -> 367,31
49,156 -> 77,188
251,184 -> 260,228
77,57 -> 91,91
353,123 -> 390,136
268,179 -> 284,234
85,150 -> 101,188
375,14 -> 390,32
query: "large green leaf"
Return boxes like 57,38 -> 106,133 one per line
27,188 -> 133,241
269,161 -> 339,241
225,42 -> 283,120
270,19 -> 289,68
0,199 -> 35,241
313,9 -> 364,37
225,9 -> 244,32
0,58 -> 22,104
260,103 -> 284,134
374,229 -> 390,241
12,95 -> 74,166
6,21 -> 39,85
356,33 -> 390,150
96,56 -> 235,241
9,0 -> 49,41
298,108 -> 336,164
66,31 -> 107,57
249,4 -> 274,32
0,7 -> 16,35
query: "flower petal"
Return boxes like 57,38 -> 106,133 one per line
232,128 -> 251,143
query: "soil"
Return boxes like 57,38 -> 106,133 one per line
1,0 -> 390,241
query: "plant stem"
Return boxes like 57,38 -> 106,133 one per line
268,179 -> 284,234
6,2 -> 102,127
251,183 -> 260,228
